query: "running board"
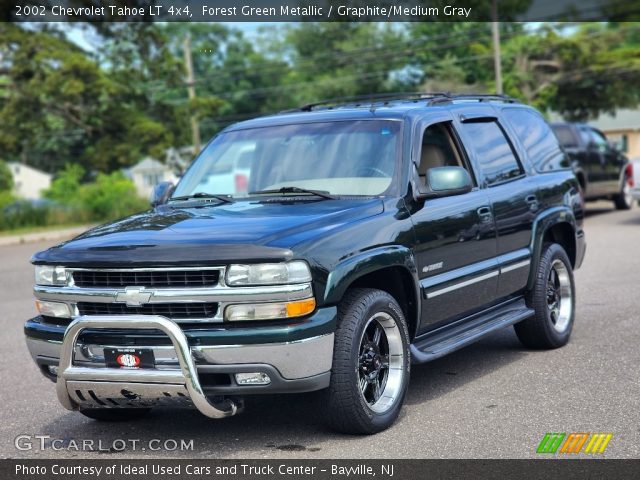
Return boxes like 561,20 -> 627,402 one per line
410,298 -> 533,364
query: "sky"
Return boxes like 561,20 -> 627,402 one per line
65,22 -> 274,52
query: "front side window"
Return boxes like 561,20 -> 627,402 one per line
578,127 -> 593,147
172,120 -> 401,198
588,128 -> 609,152
417,122 -> 469,188
460,120 -> 523,185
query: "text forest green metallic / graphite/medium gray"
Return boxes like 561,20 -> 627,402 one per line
24,94 -> 586,434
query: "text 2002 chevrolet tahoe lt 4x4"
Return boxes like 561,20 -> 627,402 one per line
26,93 -> 586,434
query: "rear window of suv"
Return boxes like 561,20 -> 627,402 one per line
504,109 -> 570,172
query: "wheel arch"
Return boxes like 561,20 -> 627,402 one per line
527,207 -> 577,290
324,246 -> 421,340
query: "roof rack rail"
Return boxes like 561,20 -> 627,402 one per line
426,93 -> 520,106
283,92 -> 450,113
280,92 -> 520,114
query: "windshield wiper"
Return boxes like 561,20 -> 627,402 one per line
249,186 -> 336,200
169,192 -> 234,204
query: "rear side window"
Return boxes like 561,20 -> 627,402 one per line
504,109 -> 569,172
460,121 -> 522,185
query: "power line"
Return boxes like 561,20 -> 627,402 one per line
13,25 -> 640,141
147,22 -> 605,99
146,24 -> 494,92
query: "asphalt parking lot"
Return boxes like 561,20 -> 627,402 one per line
1,202 -> 638,459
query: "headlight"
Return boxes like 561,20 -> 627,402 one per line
225,298 -> 316,321
34,265 -> 67,286
225,261 -> 311,286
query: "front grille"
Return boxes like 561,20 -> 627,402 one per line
77,302 -> 218,319
72,270 -> 220,288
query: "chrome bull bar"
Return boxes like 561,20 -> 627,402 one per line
56,315 -> 238,418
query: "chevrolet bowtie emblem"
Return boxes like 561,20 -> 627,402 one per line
115,287 -> 153,306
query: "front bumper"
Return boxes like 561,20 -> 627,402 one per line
25,309 -> 336,415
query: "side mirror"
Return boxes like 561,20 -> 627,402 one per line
150,181 -> 175,207
418,167 -> 473,200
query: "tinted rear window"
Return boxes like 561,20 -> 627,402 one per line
504,110 -> 570,172
460,121 -> 523,185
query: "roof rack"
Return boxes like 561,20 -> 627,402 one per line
282,92 -> 520,113
426,93 -> 520,106
284,92 -> 450,113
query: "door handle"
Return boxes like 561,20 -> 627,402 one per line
477,206 -> 493,223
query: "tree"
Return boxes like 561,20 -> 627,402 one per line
501,24 -> 640,120
0,160 -> 13,191
276,23 -> 415,105
0,24 -> 182,172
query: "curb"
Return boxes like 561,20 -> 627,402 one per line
0,225 -> 94,247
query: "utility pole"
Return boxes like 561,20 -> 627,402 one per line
183,33 -> 201,155
491,0 -> 503,94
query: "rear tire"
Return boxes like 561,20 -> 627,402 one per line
326,288 -> 410,435
79,408 -> 151,421
515,244 -> 575,349
613,174 -> 634,210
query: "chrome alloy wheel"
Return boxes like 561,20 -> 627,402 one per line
546,259 -> 573,333
357,312 -> 405,414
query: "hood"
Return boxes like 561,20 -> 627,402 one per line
32,198 -> 384,267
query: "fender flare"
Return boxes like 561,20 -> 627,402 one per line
323,246 -> 421,337
527,206 -> 578,290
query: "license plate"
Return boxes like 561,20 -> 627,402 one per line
104,348 -> 155,369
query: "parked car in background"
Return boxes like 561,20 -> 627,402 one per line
628,160 -> 640,205
551,122 -> 633,209
195,142 -> 254,195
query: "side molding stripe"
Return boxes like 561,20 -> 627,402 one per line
500,259 -> 530,274
426,271 -> 498,299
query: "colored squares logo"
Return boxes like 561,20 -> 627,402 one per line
584,433 -> 613,454
537,433 -> 613,454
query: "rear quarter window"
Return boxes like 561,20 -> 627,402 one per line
504,109 -> 570,172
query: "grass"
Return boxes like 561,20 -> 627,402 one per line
0,223 -> 89,237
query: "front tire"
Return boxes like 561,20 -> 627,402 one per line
326,288 -> 410,435
515,243 -> 575,349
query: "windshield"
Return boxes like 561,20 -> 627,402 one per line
172,120 -> 401,199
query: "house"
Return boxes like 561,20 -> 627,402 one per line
8,162 -> 52,199
588,109 -> 640,159
124,157 -> 177,198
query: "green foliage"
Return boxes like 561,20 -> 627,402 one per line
43,164 -> 85,204
78,172 -> 149,221
1,20 -> 639,186
0,190 -> 14,209
0,160 -> 13,192
2,169 -> 147,231
0,24 -> 181,172
500,24 -> 640,120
